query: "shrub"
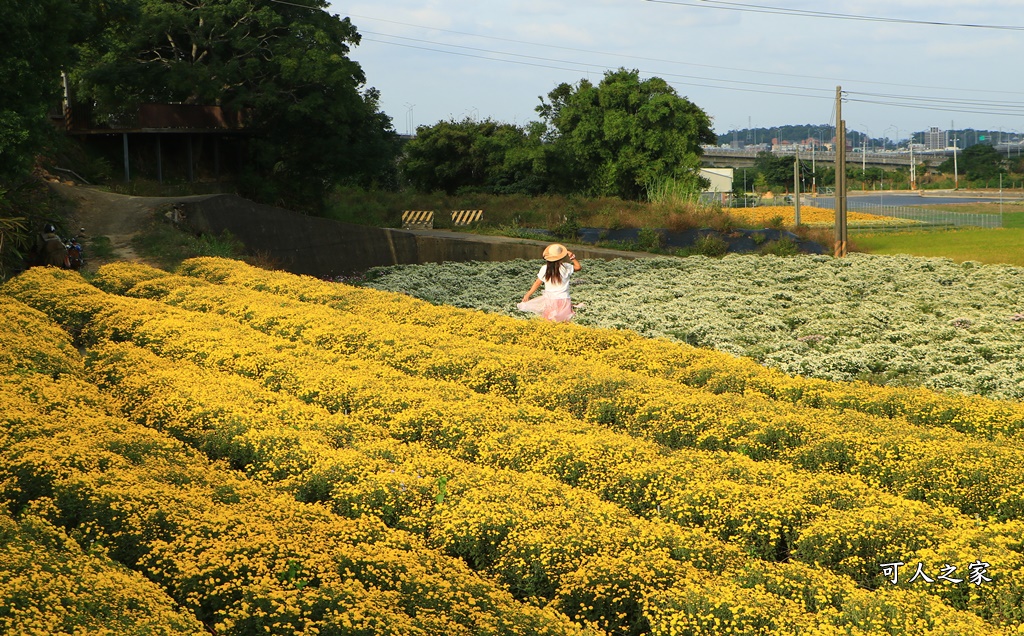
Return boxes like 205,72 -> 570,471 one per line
552,210 -> 581,240
759,237 -> 800,257
691,233 -> 729,257
637,227 -> 663,252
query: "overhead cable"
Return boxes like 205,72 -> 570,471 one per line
644,0 -> 1024,31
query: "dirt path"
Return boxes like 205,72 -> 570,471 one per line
49,182 -> 216,271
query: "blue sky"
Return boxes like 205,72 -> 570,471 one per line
328,1 -> 1024,142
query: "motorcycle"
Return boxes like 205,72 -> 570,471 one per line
64,231 -> 85,270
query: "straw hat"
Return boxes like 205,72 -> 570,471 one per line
543,243 -> 569,261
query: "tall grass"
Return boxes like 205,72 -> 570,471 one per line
131,222 -> 245,271
325,184 -> 750,234
645,176 -> 702,206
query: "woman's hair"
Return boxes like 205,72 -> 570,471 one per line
544,260 -> 563,284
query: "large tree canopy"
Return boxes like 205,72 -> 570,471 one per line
399,118 -> 546,195
753,151 -> 795,190
0,0 -> 89,180
537,68 -> 716,200
939,144 -> 1006,181
73,0 -> 398,207
1,0 -> 104,279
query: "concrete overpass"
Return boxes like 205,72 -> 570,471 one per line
700,147 -> 953,169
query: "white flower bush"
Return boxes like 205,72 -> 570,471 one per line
365,253 -> 1024,400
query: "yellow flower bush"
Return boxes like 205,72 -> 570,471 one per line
0,295 -> 83,378
100,262 -> 1024,525
0,344 -> 597,634
728,205 -> 920,227
4,261 -> 1024,634
0,511 -> 207,635
82,342 -> 867,634
174,257 -> 1024,441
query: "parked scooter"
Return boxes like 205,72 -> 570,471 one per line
64,228 -> 85,270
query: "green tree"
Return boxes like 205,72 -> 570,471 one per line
1010,155 -> 1024,175
752,173 -> 770,197
537,68 -> 715,200
490,120 -> 551,195
858,166 -> 885,188
400,118 -> 545,195
816,165 -> 835,188
1,0 -> 102,279
753,152 -> 794,190
954,143 -> 1003,181
938,144 -> 1005,181
72,0 -> 398,208
0,0 -> 89,180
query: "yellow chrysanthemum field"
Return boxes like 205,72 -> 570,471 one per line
3,258 -> 1023,636
729,205 -> 920,227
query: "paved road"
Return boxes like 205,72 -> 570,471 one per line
810,192 -> 1024,208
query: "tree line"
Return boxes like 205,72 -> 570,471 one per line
747,143 -> 1024,195
0,0 -> 718,278
404,70 -> 715,199
1,0 -> 715,204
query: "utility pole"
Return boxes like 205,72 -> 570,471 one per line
910,133 -> 916,190
953,137 -> 959,190
835,86 -> 847,257
794,146 -> 801,226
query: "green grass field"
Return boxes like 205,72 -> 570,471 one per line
853,211 -> 1024,266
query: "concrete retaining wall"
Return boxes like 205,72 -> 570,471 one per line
183,194 -> 644,277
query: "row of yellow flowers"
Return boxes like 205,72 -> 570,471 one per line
728,205 -> 920,227
85,336 -> 1022,636
88,341 -> 862,635
0,510 -> 207,635
0,306 -> 597,636
4,279 -> 970,635
105,261 -> 1024,526
169,257 -> 1024,442
0,295 -> 83,378
7,266 -> 1023,629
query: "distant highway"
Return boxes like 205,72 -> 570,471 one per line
811,192 -> 1024,208
700,147 -> 953,169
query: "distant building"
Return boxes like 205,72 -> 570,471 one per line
925,127 -> 948,150
700,167 -> 734,194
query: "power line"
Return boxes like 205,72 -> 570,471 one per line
362,34 -> 1024,120
362,31 -> 836,98
362,37 -> 839,105
345,8 -> 1024,128
643,0 -> 1024,30
845,95 -> 1024,118
853,92 -> 1024,111
360,38 -> 599,78
347,12 -> 1024,99
267,0 -> 323,10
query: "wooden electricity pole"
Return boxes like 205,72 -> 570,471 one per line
834,86 -> 848,257
794,146 -> 801,226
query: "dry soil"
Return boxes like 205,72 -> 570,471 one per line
49,182 -> 216,271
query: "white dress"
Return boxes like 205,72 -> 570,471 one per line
517,262 -> 575,322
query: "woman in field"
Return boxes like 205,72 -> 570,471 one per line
517,243 -> 581,322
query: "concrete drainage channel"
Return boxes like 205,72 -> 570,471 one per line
183,194 -> 824,279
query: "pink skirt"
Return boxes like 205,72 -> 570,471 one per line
517,296 -> 575,322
